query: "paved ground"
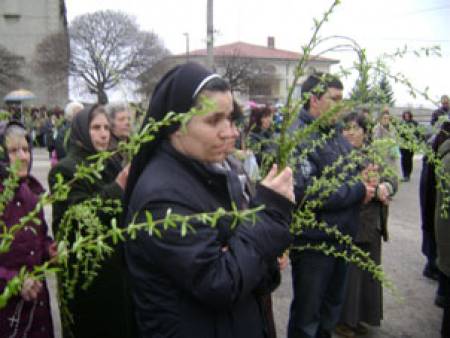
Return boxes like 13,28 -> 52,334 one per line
30,148 -> 443,338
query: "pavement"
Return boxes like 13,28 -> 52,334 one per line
30,148 -> 442,338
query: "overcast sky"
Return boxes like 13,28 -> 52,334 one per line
66,0 -> 450,108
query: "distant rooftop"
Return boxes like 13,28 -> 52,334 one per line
178,41 -> 338,63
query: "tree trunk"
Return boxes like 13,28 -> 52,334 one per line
97,89 -> 108,104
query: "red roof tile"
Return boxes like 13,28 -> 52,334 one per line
181,41 -> 337,63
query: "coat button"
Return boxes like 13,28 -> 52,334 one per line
40,301 -> 44,307
30,251 -> 35,256
16,201 -> 21,207
41,326 -> 46,332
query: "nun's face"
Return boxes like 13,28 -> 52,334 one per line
170,90 -> 238,163
89,113 -> 110,151
6,135 -> 31,177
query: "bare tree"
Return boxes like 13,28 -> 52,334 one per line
137,59 -> 174,99
33,31 -> 69,87
0,45 -> 26,92
69,10 -> 168,103
216,50 -> 261,93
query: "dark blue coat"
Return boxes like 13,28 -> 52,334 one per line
291,110 -> 365,245
124,141 -> 294,338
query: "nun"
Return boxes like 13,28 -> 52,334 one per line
123,62 -> 295,338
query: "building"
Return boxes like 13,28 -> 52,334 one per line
0,0 -> 68,107
167,37 -> 339,104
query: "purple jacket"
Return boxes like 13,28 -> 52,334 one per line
0,175 -> 54,338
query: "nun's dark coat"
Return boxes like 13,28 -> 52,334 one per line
125,141 -> 293,338
48,107 -> 134,338
123,62 -> 294,337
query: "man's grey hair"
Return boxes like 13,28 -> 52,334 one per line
105,102 -> 130,124
64,101 -> 84,121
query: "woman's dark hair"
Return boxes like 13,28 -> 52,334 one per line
245,105 -> 273,134
343,112 -> 368,134
89,105 -> 107,124
402,110 -> 413,120
433,121 -> 450,152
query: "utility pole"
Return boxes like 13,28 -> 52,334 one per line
206,0 -> 214,70
183,32 -> 190,62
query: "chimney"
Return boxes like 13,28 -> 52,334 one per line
267,36 -> 275,49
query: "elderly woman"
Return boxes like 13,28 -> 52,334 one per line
0,121 -> 57,338
48,105 -> 133,338
123,62 -> 294,338
336,112 -> 397,337
105,102 -> 132,170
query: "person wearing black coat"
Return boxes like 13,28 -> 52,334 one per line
287,74 -> 375,338
48,105 -> 134,338
431,95 -> 449,126
123,62 -> 295,338
399,110 -> 418,182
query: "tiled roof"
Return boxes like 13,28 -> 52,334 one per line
181,41 -> 338,63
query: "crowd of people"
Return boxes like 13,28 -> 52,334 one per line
0,62 -> 449,338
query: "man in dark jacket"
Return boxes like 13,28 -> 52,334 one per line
287,74 -> 374,338
431,95 -> 449,126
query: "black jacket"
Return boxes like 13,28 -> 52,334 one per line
291,110 -> 366,245
124,141 -> 294,338
54,121 -> 71,160
48,110 -> 135,338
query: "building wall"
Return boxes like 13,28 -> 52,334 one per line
273,59 -> 333,103
168,55 -> 335,105
0,0 -> 68,107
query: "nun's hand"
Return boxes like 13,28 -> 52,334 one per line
261,164 -> 295,203
115,164 -> 130,190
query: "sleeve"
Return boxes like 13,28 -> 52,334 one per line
0,267 -> 18,283
48,163 -> 123,234
320,181 -> 366,211
126,184 -> 293,310
294,157 -> 365,210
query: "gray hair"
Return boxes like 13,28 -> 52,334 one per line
105,102 -> 130,124
5,124 -> 27,141
64,101 -> 84,121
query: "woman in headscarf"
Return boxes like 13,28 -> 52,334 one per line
48,105 -> 133,338
0,120 -> 57,338
123,62 -> 294,338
